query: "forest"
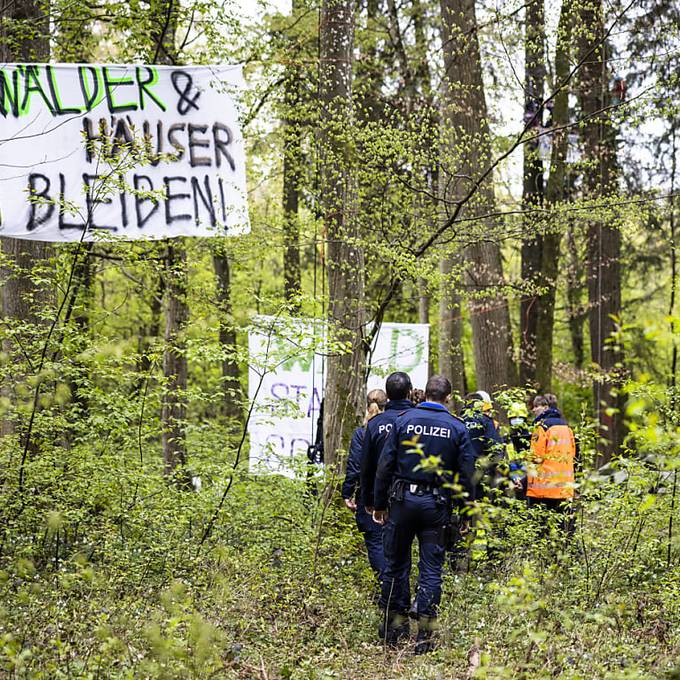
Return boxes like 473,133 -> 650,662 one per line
0,0 -> 679,677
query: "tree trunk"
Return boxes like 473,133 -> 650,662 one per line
162,244 -> 188,476
669,127 -> 678,399
438,257 -> 466,397
282,0 -> 302,311
0,0 -> 54,437
136,269 -> 164,393
213,247 -> 242,422
319,0 -> 364,469
519,0 -> 546,386
565,223 -> 586,368
439,0 -> 516,393
534,0 -> 573,391
69,245 -> 94,415
151,0 -> 189,477
577,0 -> 624,464
418,278 -> 430,326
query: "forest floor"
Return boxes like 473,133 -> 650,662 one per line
1,471 -> 679,679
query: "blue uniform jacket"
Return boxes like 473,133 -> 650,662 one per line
341,426 -> 364,500
373,402 -> 476,511
360,398 -> 414,509
461,410 -> 503,461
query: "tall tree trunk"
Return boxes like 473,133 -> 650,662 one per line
213,246 -> 242,422
565,222 -> 586,368
355,0 -> 382,122
412,0 -> 436,378
150,0 -> 190,477
438,257 -> 466,397
69,245 -> 94,415
282,0 -> 302,311
519,0 -> 546,386
136,269 -> 164,392
0,0 -> 54,437
669,127 -> 678,400
162,244 -> 188,476
534,0 -> 573,391
320,0 -> 364,468
418,278 -> 430,326
577,0 -> 624,464
54,16 -> 95,419
439,0 -> 516,393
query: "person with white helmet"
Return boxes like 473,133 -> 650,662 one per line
460,391 -> 504,497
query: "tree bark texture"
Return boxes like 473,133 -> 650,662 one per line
213,249 -> 242,422
577,0 -> 624,464
418,278 -> 430,326
151,0 -> 189,476
534,0 -> 573,391
438,257 -> 466,397
439,0 -> 516,393
519,0 -> 546,386
565,224 -> 586,368
136,269 -> 164,394
282,0 -> 302,311
320,0 -> 365,469
0,0 -> 54,437
162,245 -> 189,475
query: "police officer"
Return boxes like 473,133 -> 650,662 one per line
360,372 -> 414,514
461,391 -> 505,495
460,392 -> 509,563
341,389 -> 388,580
373,375 -> 475,654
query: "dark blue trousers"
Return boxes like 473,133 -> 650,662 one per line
379,490 -> 447,618
355,506 -> 386,579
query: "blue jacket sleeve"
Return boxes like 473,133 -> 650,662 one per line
374,425 -> 399,511
360,424 -> 377,509
341,427 -> 364,500
483,417 -> 504,452
455,426 -> 477,502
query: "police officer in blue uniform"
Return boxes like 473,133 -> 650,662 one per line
341,389 -> 388,580
373,375 -> 476,654
360,372 -> 414,514
460,392 -> 507,563
461,391 -> 505,496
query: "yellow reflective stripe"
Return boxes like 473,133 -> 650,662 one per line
532,470 -> 574,479
528,479 -> 571,489
546,440 -> 574,449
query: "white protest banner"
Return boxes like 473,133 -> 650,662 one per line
248,316 -> 429,477
0,64 -> 249,241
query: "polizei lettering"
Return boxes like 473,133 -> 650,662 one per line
406,424 -> 451,438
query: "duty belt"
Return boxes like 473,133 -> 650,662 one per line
403,481 -> 440,496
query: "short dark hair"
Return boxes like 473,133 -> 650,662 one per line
533,395 -> 549,408
385,372 -> 412,400
544,393 -> 558,408
425,375 -> 452,402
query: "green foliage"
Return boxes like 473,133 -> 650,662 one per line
0,0 -> 679,677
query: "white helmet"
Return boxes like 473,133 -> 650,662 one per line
476,390 -> 491,404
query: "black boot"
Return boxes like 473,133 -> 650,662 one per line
378,611 -> 410,647
408,600 -> 418,620
414,616 -> 437,655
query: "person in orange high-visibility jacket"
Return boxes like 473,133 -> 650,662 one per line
527,395 -> 577,535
